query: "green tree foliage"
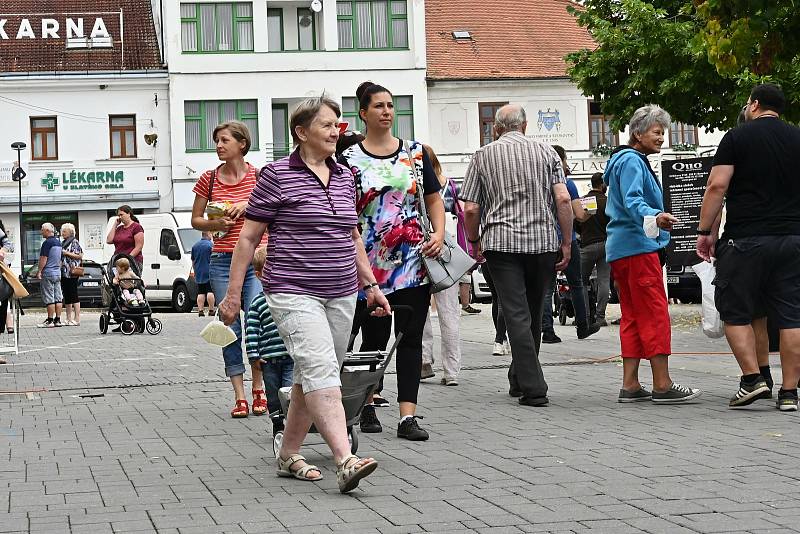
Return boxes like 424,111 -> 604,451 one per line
566,0 -> 800,131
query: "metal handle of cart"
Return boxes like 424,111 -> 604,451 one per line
341,304 -> 414,372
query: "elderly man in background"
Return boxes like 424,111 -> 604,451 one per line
36,222 -> 63,328
461,104 -> 572,407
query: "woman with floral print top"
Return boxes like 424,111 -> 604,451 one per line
340,81 -> 446,441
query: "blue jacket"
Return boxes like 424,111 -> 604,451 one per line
603,147 -> 670,263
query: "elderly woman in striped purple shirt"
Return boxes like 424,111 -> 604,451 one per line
218,96 -> 391,494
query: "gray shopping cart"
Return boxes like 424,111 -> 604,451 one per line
272,305 -> 412,458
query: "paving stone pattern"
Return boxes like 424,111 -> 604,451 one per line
1,305 -> 799,533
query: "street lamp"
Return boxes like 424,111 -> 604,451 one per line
10,142 -> 26,273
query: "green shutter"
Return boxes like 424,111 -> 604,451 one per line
181,2 -> 254,53
185,99 -> 259,152
336,0 -> 408,50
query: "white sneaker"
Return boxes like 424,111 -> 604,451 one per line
492,342 -> 505,355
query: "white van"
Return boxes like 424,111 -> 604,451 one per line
103,213 -> 201,312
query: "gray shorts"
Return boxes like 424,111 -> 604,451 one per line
265,292 -> 357,393
41,275 -> 63,305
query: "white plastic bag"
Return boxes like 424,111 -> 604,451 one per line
690,261 -> 724,338
200,320 -> 238,347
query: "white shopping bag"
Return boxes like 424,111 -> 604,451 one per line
690,261 -> 724,338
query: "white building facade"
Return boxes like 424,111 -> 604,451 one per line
162,0 -> 429,210
0,2 -> 170,270
428,78 -> 726,191
424,0 -> 726,193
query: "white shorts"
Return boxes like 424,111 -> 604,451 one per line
264,292 -> 357,394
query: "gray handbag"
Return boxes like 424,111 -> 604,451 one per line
404,141 -> 476,293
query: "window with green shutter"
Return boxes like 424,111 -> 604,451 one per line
341,95 -> 413,139
337,0 -> 409,50
181,3 -> 254,53
184,100 -> 259,152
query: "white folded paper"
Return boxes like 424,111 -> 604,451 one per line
643,215 -> 659,238
580,196 -> 598,213
200,320 -> 238,347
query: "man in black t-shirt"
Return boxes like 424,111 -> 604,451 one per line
577,173 -> 610,326
697,83 -> 800,412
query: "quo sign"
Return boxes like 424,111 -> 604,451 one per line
671,161 -> 704,172
0,16 -> 113,48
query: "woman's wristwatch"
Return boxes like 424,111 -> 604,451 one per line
363,282 -> 380,292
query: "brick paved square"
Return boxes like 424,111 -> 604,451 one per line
2,307 -> 800,533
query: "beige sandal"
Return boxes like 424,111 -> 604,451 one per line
276,454 -> 323,481
336,454 -> 378,493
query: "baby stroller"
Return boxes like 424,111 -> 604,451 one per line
272,305 -> 412,458
99,253 -> 162,336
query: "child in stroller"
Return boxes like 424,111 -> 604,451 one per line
98,253 -> 162,336
113,257 -> 146,307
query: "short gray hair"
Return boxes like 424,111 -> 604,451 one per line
495,105 -> 527,133
627,104 -> 671,144
41,222 -> 55,234
289,95 -> 341,145
60,223 -> 76,237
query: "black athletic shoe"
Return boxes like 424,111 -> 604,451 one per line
397,416 -> 429,441
618,387 -> 653,403
729,377 -> 770,407
652,382 -> 702,404
372,396 -> 390,408
359,405 -> 383,433
541,332 -> 562,344
271,417 -> 285,436
776,389 -> 798,412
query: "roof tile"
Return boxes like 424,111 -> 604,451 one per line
0,0 -> 162,73
425,0 -> 594,80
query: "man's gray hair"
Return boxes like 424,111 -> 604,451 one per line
60,223 -> 76,237
42,222 -> 55,234
627,104 -> 671,144
495,105 -> 527,133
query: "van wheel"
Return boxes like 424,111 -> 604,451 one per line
172,284 -> 192,313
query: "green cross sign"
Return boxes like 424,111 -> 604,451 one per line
41,172 -> 59,191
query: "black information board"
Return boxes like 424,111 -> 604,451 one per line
661,156 -> 713,266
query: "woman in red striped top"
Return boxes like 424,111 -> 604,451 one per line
191,121 -> 266,419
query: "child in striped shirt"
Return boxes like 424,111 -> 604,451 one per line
245,246 -> 294,435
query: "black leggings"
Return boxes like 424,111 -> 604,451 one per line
358,285 -> 431,404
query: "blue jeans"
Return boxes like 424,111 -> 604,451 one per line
261,356 -> 294,417
209,252 -> 262,377
542,240 -> 589,333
